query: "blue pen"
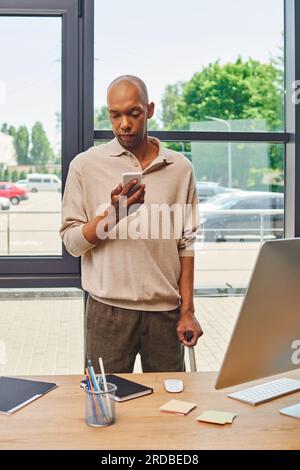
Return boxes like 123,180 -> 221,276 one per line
87,360 -> 107,418
86,375 -> 91,390
86,374 -> 98,417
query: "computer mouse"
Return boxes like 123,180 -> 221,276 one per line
164,379 -> 184,393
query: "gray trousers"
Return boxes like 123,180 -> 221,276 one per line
85,295 -> 185,374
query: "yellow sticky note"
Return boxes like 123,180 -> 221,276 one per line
196,410 -> 237,425
160,399 -> 197,415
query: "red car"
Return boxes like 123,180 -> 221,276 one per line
0,182 -> 29,205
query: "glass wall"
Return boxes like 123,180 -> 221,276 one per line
94,0 -> 286,371
94,0 -> 284,132
0,17 -> 62,256
0,289 -> 84,375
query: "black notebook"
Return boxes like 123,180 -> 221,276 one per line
81,374 -> 153,402
0,376 -> 58,415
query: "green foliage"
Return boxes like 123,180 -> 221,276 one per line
30,121 -> 52,168
1,123 -> 16,137
14,126 -> 30,165
162,57 -> 283,132
160,82 -> 186,130
54,167 -> 61,178
160,56 -> 284,189
10,170 -> 18,182
147,118 -> 160,130
19,171 -> 26,180
95,106 -> 111,130
3,168 -> 9,181
1,123 -> 9,134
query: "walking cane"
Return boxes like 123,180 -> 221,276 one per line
184,330 -> 197,372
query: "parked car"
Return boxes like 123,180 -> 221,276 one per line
200,191 -> 284,242
0,182 -> 29,205
0,196 -> 10,210
26,173 -> 61,192
196,181 -> 238,202
16,179 -> 28,190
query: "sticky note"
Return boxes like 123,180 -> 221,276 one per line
280,403 -> 300,419
196,410 -> 237,425
160,399 -> 197,415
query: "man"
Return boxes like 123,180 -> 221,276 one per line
60,75 -> 203,373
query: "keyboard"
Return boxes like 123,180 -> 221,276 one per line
228,378 -> 300,405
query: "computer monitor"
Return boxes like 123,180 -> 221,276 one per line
215,238 -> 300,389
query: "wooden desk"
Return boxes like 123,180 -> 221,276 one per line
1,371 -> 300,450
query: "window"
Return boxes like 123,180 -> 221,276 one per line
29,178 -> 42,183
94,0 -> 284,133
93,2 -> 287,365
0,0 -> 92,377
272,196 -> 284,209
0,0 -> 86,279
0,15 -> 62,256
234,199 -> 260,210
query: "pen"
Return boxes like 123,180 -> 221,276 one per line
85,367 -> 98,417
99,357 -> 112,418
86,375 -> 91,391
87,360 -> 107,419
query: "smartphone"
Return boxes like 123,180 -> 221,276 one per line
122,172 -> 142,196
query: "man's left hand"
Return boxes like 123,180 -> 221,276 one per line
177,310 -> 203,347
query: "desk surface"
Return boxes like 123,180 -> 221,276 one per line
1,371 -> 300,450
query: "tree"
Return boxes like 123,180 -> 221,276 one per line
11,170 -> 18,182
30,122 -> 52,169
3,168 -> 9,181
14,126 -> 30,165
1,123 -> 16,138
171,58 -> 282,131
95,106 -> 111,130
147,116 -> 161,130
1,123 -> 9,134
161,57 -> 284,189
160,81 -> 186,130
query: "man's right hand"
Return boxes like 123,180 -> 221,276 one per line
83,179 -> 145,244
110,178 -> 146,224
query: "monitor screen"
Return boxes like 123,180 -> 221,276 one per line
215,238 -> 300,389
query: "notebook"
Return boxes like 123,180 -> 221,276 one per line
81,374 -> 153,402
0,376 -> 58,415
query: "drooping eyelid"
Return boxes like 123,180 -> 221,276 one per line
109,107 -> 142,117
109,112 -> 120,119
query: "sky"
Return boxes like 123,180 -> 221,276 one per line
0,0 -> 284,149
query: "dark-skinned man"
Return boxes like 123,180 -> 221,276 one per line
60,75 -> 203,373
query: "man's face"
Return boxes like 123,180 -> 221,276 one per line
107,81 -> 154,150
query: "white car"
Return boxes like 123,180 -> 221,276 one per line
16,179 -> 28,190
0,196 -> 10,210
26,174 -> 61,192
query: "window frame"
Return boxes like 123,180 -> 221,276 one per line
0,0 -> 94,288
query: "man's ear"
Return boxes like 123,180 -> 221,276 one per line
147,102 -> 155,119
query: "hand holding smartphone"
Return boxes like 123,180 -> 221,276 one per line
122,172 -> 143,197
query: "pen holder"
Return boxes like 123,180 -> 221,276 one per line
83,383 -> 117,427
